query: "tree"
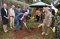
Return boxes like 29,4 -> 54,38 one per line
17,0 -> 33,4
25,0 -> 33,4
41,0 -> 52,4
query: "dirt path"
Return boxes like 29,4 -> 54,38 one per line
14,28 -> 42,39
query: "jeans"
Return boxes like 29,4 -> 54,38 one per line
16,18 -> 24,30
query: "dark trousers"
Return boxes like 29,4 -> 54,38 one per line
50,16 -> 55,28
36,15 -> 40,22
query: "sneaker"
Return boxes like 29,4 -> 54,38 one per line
4,30 -> 8,33
20,28 -> 23,30
15,30 -> 17,32
42,32 -> 45,35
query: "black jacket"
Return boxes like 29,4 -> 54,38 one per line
1,8 -> 8,20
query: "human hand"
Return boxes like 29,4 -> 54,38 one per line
6,17 -> 9,19
20,18 -> 22,20
47,25 -> 50,27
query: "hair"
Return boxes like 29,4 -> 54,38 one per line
36,8 -> 40,10
3,2 -> 7,4
3,3 -> 7,5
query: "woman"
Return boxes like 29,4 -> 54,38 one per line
1,3 -> 9,32
9,5 -> 15,29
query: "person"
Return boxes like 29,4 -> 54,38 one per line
1,3 -> 9,32
26,8 -> 32,20
50,9 -> 55,28
35,8 -> 41,22
15,6 -> 22,15
55,8 -> 60,39
15,10 -> 25,32
28,8 -> 32,17
9,5 -> 15,29
42,7 -> 52,35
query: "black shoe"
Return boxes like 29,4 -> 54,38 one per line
20,28 -> 23,30
15,30 -> 17,32
27,30 -> 31,33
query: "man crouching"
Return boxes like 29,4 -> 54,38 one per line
41,7 -> 52,35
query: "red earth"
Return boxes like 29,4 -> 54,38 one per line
9,27 -> 55,39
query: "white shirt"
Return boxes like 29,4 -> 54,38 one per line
9,8 -> 15,16
24,9 -> 29,16
4,8 -> 7,15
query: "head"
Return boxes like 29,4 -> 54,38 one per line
43,7 -> 50,13
17,5 -> 20,8
11,5 -> 15,9
3,3 -> 7,8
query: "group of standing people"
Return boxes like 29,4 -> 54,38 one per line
1,3 -> 16,32
1,3 -> 30,32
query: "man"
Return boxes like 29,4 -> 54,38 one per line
35,8 -> 41,22
15,10 -> 25,32
50,9 -> 55,28
9,5 -> 15,29
56,9 -> 60,39
42,7 -> 52,35
1,3 -> 8,32
15,6 -> 22,15
15,9 -> 29,32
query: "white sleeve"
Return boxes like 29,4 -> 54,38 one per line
13,11 -> 15,17
27,9 -> 29,13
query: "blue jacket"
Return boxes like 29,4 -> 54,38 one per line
16,13 -> 23,21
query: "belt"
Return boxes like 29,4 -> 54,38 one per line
10,16 -> 14,17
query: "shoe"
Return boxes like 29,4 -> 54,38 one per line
4,30 -> 8,33
27,30 -> 31,33
42,32 -> 45,35
20,28 -> 23,30
15,30 -> 17,32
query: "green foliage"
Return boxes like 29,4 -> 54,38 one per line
41,0 -> 52,4
55,16 -> 60,27
17,0 -> 33,4
26,16 -> 39,29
